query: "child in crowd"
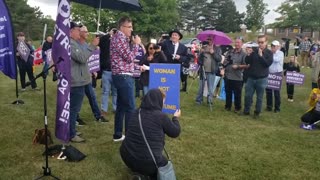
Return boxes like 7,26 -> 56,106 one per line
283,55 -> 300,102
301,78 -> 320,126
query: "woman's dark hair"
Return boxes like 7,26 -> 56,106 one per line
145,43 -> 156,55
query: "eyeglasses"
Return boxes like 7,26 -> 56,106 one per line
122,25 -> 133,29
149,47 -> 154,50
258,41 -> 265,44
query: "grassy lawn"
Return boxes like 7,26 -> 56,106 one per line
0,65 -> 320,180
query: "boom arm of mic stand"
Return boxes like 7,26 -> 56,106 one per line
25,57 -> 64,87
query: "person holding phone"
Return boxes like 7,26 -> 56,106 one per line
242,35 -> 273,118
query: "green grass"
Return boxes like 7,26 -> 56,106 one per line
0,65 -> 320,180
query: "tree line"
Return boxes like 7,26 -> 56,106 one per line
7,0 -> 319,41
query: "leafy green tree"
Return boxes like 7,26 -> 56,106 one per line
71,3 -> 118,32
215,0 -> 244,33
274,0 -> 320,32
244,0 -> 269,30
5,0 -> 55,41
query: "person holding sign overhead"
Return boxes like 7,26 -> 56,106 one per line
161,29 -> 189,92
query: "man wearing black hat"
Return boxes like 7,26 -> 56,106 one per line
161,29 -> 189,92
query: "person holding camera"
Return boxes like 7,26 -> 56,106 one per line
223,37 -> 247,112
161,29 -> 189,92
139,43 -> 167,95
195,36 -> 222,105
242,35 -> 273,118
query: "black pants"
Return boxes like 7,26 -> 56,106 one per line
301,110 -> 320,124
17,60 -> 37,89
286,83 -> 294,99
266,88 -> 281,111
120,145 -> 168,179
225,79 -> 243,110
181,72 -> 188,91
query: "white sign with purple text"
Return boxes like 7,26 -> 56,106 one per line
88,49 -> 100,73
286,71 -> 305,85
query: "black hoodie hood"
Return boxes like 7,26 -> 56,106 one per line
140,89 -> 163,111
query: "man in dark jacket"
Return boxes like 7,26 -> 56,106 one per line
161,29 -> 190,91
242,35 -> 273,118
120,89 -> 181,179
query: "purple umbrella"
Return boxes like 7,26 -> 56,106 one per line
196,30 -> 232,45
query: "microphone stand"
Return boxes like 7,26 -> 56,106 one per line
26,58 -> 64,180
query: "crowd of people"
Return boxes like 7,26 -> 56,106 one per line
14,14 -> 320,179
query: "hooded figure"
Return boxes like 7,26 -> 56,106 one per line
120,88 -> 181,179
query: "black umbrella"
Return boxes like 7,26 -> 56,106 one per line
71,0 -> 142,31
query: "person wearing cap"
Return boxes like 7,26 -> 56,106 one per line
242,35 -> 273,118
266,40 -> 284,113
76,25 -> 107,124
161,29 -> 189,92
69,22 -> 100,142
15,32 -> 38,90
110,16 -> 145,142
223,37 -> 247,112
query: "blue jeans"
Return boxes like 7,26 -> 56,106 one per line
85,83 -> 101,119
101,71 -> 117,112
112,74 -> 135,139
244,77 -> 268,114
196,73 -> 216,103
70,86 -> 85,138
143,86 -> 149,96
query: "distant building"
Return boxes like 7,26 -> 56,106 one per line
268,27 -> 319,41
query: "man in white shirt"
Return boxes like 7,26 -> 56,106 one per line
266,40 -> 284,113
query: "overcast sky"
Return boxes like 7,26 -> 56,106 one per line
27,0 -> 285,24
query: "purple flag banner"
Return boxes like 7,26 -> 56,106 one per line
267,72 -> 283,90
286,71 -> 305,85
52,0 -> 71,143
88,49 -> 100,73
0,0 -> 16,79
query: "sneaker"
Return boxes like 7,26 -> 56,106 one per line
21,88 -> 26,92
195,101 -> 202,105
113,135 -> 125,142
71,135 -> 85,143
76,118 -> 86,126
301,66 -> 305,68
274,109 -> 280,113
97,116 -> 109,123
76,131 -> 82,136
289,99 -> 294,102
225,107 -> 231,111
266,107 -> 272,112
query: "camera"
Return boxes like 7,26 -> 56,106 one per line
112,28 -> 117,34
153,44 -> 160,50
222,52 -> 233,68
